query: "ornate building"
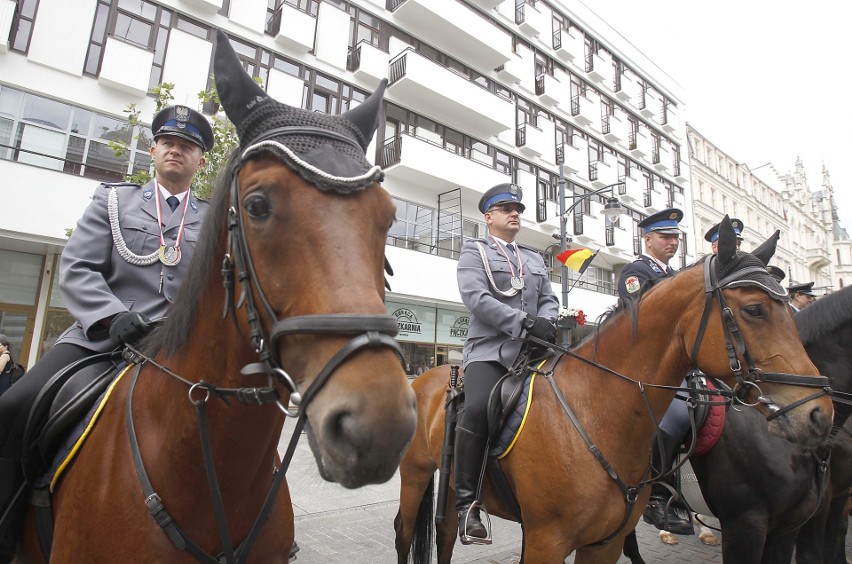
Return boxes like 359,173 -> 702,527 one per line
688,124 -> 850,293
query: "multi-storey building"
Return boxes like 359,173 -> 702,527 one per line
0,0 -> 693,372
688,124 -> 850,294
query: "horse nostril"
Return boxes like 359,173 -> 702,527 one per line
809,405 -> 831,434
326,409 -> 361,461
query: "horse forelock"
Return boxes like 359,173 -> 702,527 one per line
796,285 -> 852,345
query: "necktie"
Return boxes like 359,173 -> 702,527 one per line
166,196 -> 180,212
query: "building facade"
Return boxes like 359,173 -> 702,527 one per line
0,0 -> 694,371
688,124 -> 850,294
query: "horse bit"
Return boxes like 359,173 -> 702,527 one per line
124,138 -> 404,564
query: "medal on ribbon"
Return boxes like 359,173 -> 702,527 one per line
511,276 -> 525,290
158,245 -> 182,266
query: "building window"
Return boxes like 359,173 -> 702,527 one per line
9,0 -> 39,53
0,84 -> 150,183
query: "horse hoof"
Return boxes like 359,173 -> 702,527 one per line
658,531 -> 679,545
698,531 -> 720,546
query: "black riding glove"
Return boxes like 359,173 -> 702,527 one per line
523,316 -> 557,343
109,312 -> 152,345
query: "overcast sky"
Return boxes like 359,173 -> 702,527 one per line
583,1 -> 852,235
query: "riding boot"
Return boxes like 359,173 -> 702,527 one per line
0,457 -> 27,563
454,426 -> 490,545
643,431 -> 693,535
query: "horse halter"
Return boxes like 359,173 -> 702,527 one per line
221,142 -> 403,417
690,254 -> 830,420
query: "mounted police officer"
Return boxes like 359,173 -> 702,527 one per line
618,208 -> 683,301
0,105 -> 214,562
788,281 -> 817,311
454,183 -> 559,544
617,208 -> 695,535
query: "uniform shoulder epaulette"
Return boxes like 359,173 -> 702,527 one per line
516,243 -> 537,252
465,237 -> 487,244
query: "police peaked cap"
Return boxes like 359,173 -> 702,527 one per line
705,218 -> 744,242
152,105 -> 214,152
787,281 -> 816,296
766,265 -> 786,282
479,183 -> 525,214
638,208 -> 683,235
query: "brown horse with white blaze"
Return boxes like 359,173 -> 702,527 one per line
19,30 -> 416,563
395,218 -> 832,563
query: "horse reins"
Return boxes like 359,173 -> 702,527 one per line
126,145 -> 403,564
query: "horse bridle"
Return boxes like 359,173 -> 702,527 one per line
690,254 -> 831,420
221,151 -> 404,414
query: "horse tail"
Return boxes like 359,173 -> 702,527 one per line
411,475 -> 434,564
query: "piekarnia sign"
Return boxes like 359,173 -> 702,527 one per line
393,308 -> 422,335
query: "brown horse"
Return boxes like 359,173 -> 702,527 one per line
395,220 -> 833,563
19,30 -> 416,563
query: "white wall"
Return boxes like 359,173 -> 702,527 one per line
161,30 -> 214,109
314,2 -> 350,70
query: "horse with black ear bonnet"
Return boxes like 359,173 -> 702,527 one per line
18,29 -> 416,563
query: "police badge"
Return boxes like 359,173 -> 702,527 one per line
175,105 -> 190,129
625,275 -> 641,295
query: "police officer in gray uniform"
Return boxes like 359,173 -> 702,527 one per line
0,105 -> 213,561
455,184 -> 559,544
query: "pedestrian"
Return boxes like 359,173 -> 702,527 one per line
0,336 -> 13,397
617,208 -> 694,535
454,183 -> 559,544
788,281 -> 817,312
0,105 -> 214,561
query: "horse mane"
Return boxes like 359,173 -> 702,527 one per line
142,149 -> 241,357
795,285 -> 852,346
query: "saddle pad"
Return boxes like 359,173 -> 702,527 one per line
38,364 -> 133,492
489,372 -> 537,459
690,379 -> 726,456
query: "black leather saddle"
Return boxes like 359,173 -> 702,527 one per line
22,351 -> 126,480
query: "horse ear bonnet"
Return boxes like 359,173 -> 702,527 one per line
715,221 -> 788,302
213,29 -> 385,193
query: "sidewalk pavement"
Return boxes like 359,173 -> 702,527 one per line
283,433 -> 740,563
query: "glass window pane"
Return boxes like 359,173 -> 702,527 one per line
22,93 -> 70,130
63,135 -> 86,175
0,85 -> 22,119
91,114 -> 131,144
136,125 -> 153,151
85,45 -> 102,75
12,20 -> 32,51
91,4 -> 109,42
20,0 -> 38,19
176,18 -> 207,39
70,108 -> 92,135
0,117 -> 13,160
85,140 -> 127,181
115,14 -> 152,48
315,74 -> 339,92
0,250 -> 44,305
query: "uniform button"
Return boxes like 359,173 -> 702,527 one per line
171,234 -> 178,240
142,225 -> 147,231
167,295 -> 173,301
167,274 -> 174,280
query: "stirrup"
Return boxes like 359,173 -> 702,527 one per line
459,502 -> 492,546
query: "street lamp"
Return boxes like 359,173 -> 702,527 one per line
556,162 -> 626,344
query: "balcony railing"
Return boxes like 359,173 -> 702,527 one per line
380,136 -> 403,167
535,74 -> 545,96
605,225 -> 615,246
552,27 -> 562,50
388,54 -> 407,84
346,44 -> 362,72
386,0 -> 406,10
516,123 -> 527,147
571,94 -> 580,117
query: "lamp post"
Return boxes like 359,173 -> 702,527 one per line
556,162 -> 626,345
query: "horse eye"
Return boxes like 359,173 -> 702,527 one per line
243,195 -> 269,218
743,305 -> 764,318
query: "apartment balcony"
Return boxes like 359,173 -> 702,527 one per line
654,143 -> 672,174
614,72 -> 634,103
806,246 -> 831,269
630,128 -> 650,159
589,159 -> 618,188
495,53 -> 524,84
553,28 -> 582,63
661,105 -> 681,135
274,3 -> 316,52
516,123 -> 547,158
388,49 -> 514,139
388,0 -> 510,73
607,223 -> 632,253
535,74 -> 564,107
467,0 -> 504,8
586,51 -> 613,85
347,41 -> 389,85
641,88 -> 660,120
380,133 -> 509,196
556,138 -> 589,176
182,0 -> 223,11
0,0 -> 15,53
644,182 -> 667,213
98,37 -> 154,97
570,94 -> 595,127
617,174 -> 645,205
602,114 -> 627,144
514,2 -> 550,39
